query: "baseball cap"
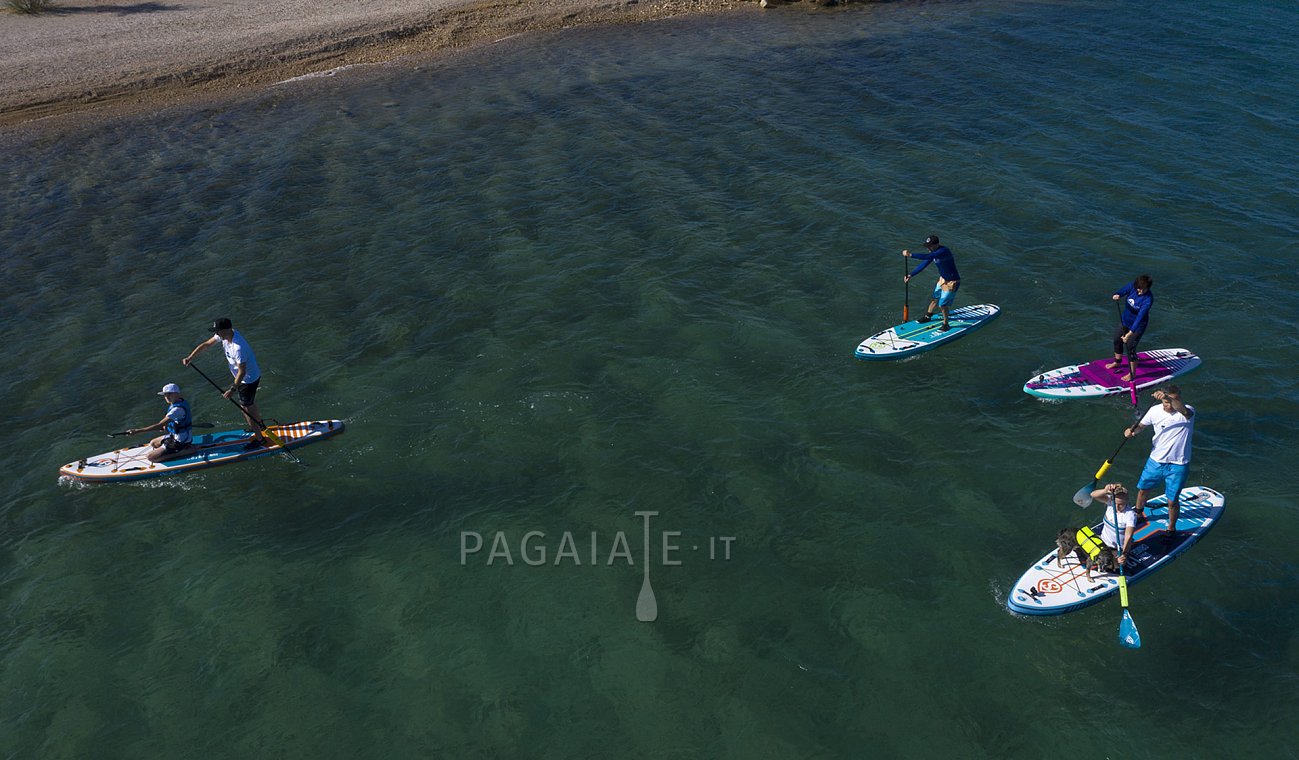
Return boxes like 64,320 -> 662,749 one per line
210,317 -> 233,332
158,383 -> 182,395
924,235 -> 940,246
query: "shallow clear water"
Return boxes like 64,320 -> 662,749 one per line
3,0 -> 1299,756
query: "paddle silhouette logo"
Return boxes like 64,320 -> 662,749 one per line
460,510 -> 736,622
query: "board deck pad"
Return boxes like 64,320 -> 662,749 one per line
1006,485 -> 1224,616
1023,348 -> 1200,399
854,304 -> 1000,361
59,420 -> 345,483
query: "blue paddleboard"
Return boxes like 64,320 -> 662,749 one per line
854,303 -> 1000,361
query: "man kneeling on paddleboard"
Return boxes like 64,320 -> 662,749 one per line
124,383 -> 195,463
902,235 -> 961,331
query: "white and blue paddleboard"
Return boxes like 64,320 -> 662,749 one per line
59,420 -> 345,483
1007,485 -> 1224,616
854,303 -> 1000,361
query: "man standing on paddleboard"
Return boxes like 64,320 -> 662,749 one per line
183,318 -> 267,448
1124,385 -> 1195,535
902,235 -> 960,332
1107,274 -> 1154,382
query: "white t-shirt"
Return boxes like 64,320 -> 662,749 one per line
219,329 -> 262,383
1102,500 -> 1137,548
1140,403 -> 1195,465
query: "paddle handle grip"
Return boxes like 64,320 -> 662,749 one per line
1118,574 -> 1130,608
1094,459 -> 1114,481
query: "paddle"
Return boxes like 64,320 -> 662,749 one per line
1114,507 -> 1142,647
1118,300 -> 1138,409
903,252 -> 911,322
1072,429 -> 1135,507
108,422 -> 214,438
185,362 -> 296,461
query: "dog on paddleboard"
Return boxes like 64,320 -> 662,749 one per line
1057,529 -> 1121,580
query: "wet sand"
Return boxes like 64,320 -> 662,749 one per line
1,0 -> 754,128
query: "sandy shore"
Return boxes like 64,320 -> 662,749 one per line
1,0 -> 757,128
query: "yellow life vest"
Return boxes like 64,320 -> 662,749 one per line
1075,526 -> 1104,559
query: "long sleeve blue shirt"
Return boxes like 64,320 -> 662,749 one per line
1115,283 -> 1153,334
908,246 -> 960,281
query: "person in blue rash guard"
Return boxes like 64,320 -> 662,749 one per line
902,235 -> 961,331
1107,274 -> 1154,382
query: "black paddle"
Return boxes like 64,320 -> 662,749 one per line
185,362 -> 298,463
903,252 -> 911,323
108,422 -> 214,438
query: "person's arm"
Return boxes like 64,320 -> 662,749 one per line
1112,283 -> 1131,302
1154,388 -> 1193,419
127,415 -> 170,436
1124,421 -> 1145,438
225,362 -> 248,399
1119,521 -> 1135,563
1090,483 -> 1122,499
1128,293 -> 1152,335
183,336 -> 219,366
902,249 -> 934,279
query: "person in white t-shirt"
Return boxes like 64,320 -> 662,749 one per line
1088,482 -> 1137,566
1124,385 -> 1195,534
183,317 -> 267,448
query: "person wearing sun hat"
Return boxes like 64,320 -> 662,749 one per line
183,317 -> 267,448
124,383 -> 195,462
902,234 -> 962,331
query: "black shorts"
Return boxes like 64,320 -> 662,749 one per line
1112,325 -> 1143,359
161,436 -> 191,454
235,378 -> 260,407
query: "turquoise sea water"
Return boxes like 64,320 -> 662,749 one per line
4,0 -> 1299,755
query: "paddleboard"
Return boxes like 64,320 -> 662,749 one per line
1023,348 -> 1201,399
59,420 -> 345,483
1006,485 -> 1224,616
854,303 -> 1001,361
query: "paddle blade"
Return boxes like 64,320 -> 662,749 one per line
1119,609 -> 1142,648
1073,483 -> 1095,508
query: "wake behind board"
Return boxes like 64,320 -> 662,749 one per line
854,304 -> 1000,361
1007,485 -> 1224,616
1024,348 -> 1201,399
59,420 -> 345,483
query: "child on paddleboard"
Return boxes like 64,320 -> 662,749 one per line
1087,482 -> 1137,568
124,383 -> 195,463
902,235 -> 960,332
1107,274 -> 1153,382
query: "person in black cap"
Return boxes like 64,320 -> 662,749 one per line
183,318 -> 267,447
902,235 -> 962,331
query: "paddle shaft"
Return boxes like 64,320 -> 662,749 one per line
903,254 -> 910,322
1093,433 -> 1132,481
185,362 -> 292,455
109,422 -> 214,438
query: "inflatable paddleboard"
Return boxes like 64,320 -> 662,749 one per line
854,304 -> 1000,361
1007,485 -> 1224,616
1023,348 -> 1201,399
59,420 -> 345,483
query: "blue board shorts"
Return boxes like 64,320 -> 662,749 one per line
1137,457 -> 1189,502
932,280 -> 959,307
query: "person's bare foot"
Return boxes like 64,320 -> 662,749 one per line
1105,361 -> 1121,370
1121,373 -> 1134,382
